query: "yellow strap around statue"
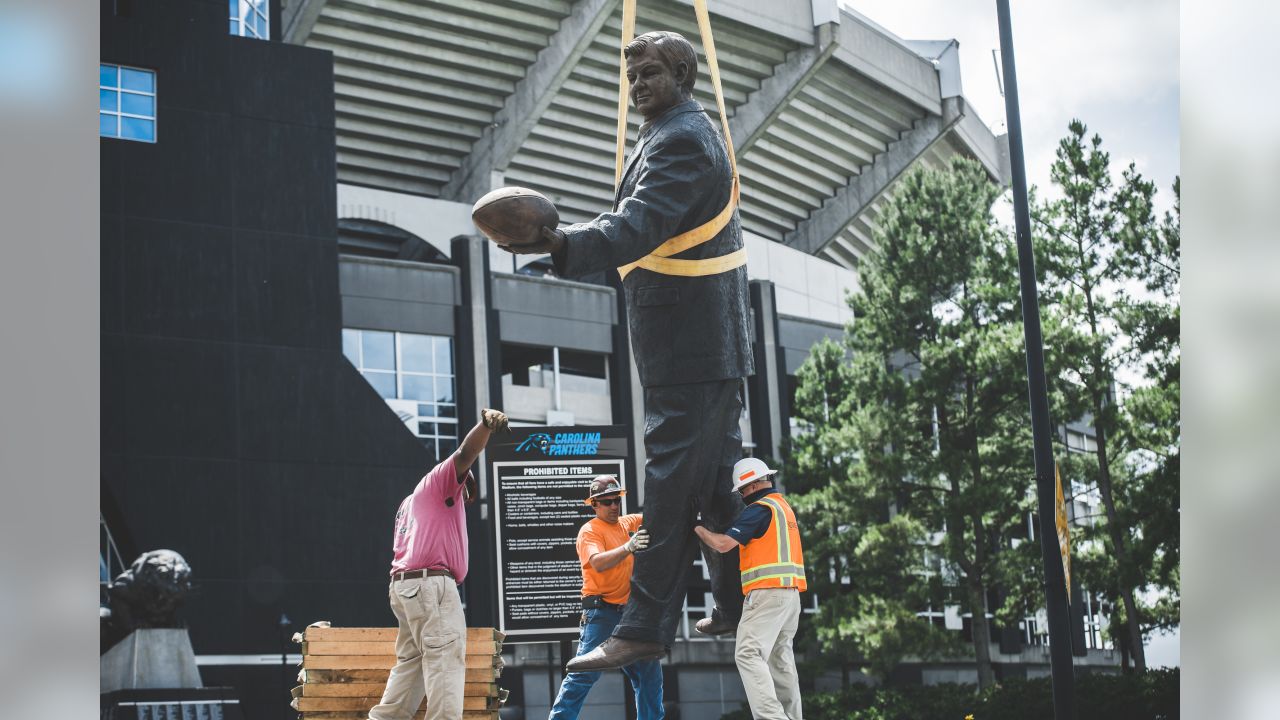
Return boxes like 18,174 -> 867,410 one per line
614,0 -> 745,281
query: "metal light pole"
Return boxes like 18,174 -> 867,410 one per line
995,1 -> 1077,718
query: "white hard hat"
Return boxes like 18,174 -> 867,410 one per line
731,457 -> 777,492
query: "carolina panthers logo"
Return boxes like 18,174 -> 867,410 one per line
515,433 -> 554,455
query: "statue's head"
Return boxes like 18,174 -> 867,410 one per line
624,31 -> 697,121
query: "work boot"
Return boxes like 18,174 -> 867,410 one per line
565,637 -> 664,671
694,611 -> 737,636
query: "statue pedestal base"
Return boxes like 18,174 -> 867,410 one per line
100,629 -> 202,693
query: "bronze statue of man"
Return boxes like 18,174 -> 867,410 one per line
501,30 -> 753,670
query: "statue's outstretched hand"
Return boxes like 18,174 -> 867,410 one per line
498,227 -> 565,256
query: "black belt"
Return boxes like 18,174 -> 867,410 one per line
582,595 -> 624,611
393,568 -> 454,582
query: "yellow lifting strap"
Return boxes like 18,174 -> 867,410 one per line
614,0 -> 746,281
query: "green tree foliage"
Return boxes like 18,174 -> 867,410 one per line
1115,178 -> 1180,634
719,668 -> 1179,720
788,157 -> 1061,688
1033,120 -> 1181,670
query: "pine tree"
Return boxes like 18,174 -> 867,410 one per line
789,157 -> 1048,688
787,338 -> 953,683
1033,120 -> 1180,671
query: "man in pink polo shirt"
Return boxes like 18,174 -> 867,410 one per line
367,408 -> 509,720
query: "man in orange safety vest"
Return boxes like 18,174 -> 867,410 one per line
694,458 -> 806,720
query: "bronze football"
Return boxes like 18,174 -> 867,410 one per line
471,186 -> 559,246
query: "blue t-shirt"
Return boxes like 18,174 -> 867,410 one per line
725,487 -> 780,545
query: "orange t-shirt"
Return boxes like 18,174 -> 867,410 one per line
577,513 -> 643,605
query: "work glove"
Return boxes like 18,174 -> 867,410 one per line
624,527 -> 650,553
481,408 -> 509,433
498,227 -> 565,256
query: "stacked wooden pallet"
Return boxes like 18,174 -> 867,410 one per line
291,623 -> 507,720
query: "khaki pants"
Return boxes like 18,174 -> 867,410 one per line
734,588 -> 802,720
369,576 -> 466,720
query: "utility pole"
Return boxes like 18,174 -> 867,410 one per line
994,1 -> 1077,718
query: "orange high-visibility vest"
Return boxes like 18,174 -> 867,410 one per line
739,492 -> 807,595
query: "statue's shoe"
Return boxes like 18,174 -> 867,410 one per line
566,637 -> 664,671
695,615 -> 738,636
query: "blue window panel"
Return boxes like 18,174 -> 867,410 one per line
400,334 -> 432,373
434,337 -> 452,375
342,329 -> 359,363
100,89 -> 117,112
401,375 -> 434,401
120,117 -> 155,142
100,64 -> 118,87
120,68 -> 154,93
100,113 -> 117,137
417,421 -> 438,437
229,19 -> 239,34
361,330 -> 395,370
434,377 -> 454,404
229,0 -> 239,17
121,92 -> 154,117
417,402 -> 437,418
437,404 -> 456,419
362,371 -> 396,399
255,12 -> 268,38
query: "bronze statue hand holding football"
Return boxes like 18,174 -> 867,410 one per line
499,226 -> 564,255
471,186 -> 564,255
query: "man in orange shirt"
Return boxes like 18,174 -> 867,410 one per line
548,476 -> 663,720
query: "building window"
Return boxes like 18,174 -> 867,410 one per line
99,64 -> 155,143
500,344 -> 611,425
229,0 -> 270,39
344,329 -> 458,460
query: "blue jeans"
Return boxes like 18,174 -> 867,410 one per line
548,606 -> 664,720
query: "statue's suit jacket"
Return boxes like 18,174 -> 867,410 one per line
553,99 -> 755,388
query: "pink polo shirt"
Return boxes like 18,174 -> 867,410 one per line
389,455 -> 470,584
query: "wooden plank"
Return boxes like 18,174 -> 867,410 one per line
303,683 -> 386,698
298,696 -> 496,713
466,640 -> 500,656
294,707 -> 494,712
303,655 -> 396,670
464,682 -> 497,696
303,626 -> 504,646
469,627 -> 506,644
305,652 -> 499,670
467,667 -> 502,682
296,707 -> 422,712
303,639 -> 500,656
304,641 -> 393,656
302,669 -> 393,684
296,697 -> 382,711
302,682 -> 498,699
464,653 -> 502,669
305,627 -> 396,643
465,696 -> 501,711
302,667 -> 500,684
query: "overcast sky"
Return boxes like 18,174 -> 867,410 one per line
845,0 -> 1180,210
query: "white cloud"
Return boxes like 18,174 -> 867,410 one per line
843,1 -> 1180,203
